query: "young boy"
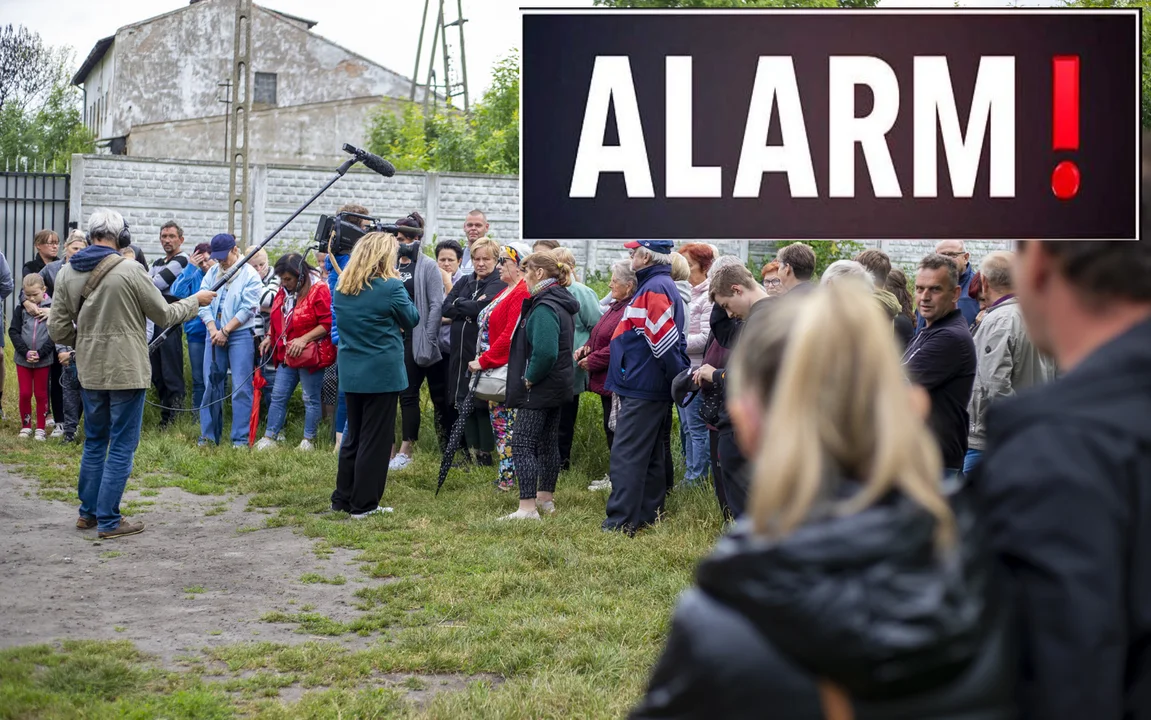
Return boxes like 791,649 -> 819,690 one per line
9,274 -> 55,439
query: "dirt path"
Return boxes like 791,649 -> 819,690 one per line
0,466 -> 375,666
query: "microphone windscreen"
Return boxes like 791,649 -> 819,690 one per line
359,152 -> 396,178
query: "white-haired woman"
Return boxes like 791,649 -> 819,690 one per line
576,260 -> 637,491
631,283 -> 1014,719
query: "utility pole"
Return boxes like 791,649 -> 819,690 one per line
227,0 -> 252,247
217,79 -> 232,163
410,0 -> 430,102
412,0 -> 470,114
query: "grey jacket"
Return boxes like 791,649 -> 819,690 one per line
967,297 -> 1056,450
408,251 -> 443,368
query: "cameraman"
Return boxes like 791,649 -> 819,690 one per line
49,208 -> 215,540
323,204 -> 371,450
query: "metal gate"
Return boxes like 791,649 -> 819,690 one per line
0,171 -> 71,319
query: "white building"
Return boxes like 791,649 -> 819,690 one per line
71,0 -> 430,166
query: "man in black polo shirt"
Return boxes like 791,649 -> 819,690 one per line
902,253 -> 976,474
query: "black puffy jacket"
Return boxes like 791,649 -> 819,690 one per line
630,480 -> 1017,720
505,284 -> 580,410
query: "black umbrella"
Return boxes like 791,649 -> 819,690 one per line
436,373 -> 481,496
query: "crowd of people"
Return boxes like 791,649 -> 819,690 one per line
9,201 -> 1151,718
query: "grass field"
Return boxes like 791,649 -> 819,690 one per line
0,311 -> 724,718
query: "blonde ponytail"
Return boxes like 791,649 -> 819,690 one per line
728,283 -> 955,549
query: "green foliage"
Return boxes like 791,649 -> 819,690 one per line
0,26 -> 94,168
1062,0 -> 1151,128
759,240 -> 866,279
366,52 -> 519,174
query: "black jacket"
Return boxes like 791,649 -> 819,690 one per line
902,309 -> 976,469
443,271 -> 505,405
505,284 -> 579,410
971,315 -> 1151,720
630,481 -> 1017,720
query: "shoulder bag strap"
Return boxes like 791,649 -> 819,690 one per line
77,254 -> 127,315
819,680 -> 854,720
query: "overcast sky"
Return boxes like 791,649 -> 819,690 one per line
0,0 -> 1058,104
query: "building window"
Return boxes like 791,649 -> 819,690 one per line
254,72 -> 277,105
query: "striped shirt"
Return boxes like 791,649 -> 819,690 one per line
150,252 -> 189,302
253,267 -> 281,339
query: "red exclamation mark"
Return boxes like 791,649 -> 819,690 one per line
1052,56 -> 1080,200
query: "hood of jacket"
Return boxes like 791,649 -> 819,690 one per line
874,288 -> 902,319
695,482 -> 989,700
532,282 -> 582,317
70,245 -> 120,273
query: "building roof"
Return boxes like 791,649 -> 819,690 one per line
71,35 -> 114,87
71,2 -> 320,87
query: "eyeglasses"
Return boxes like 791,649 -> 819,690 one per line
764,278 -> 782,287
497,257 -> 508,266
939,251 -> 967,258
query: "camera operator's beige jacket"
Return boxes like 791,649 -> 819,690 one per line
49,255 -> 200,391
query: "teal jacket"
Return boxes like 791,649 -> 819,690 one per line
568,281 -> 604,394
333,277 -> 419,394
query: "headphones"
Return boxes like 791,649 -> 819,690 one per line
86,220 -> 132,249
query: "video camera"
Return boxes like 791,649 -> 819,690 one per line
313,212 -> 409,255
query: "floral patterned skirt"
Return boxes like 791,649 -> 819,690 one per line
489,402 -> 516,490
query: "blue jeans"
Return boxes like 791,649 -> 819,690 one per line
963,449 -> 983,476
677,393 -> 711,482
188,339 -> 206,410
77,389 -> 146,532
336,389 -> 347,436
200,329 -> 255,446
264,364 -> 323,440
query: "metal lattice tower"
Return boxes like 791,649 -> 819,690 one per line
410,0 -> 469,113
227,0 -> 252,246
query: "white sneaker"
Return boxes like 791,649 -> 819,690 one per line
275,432 -> 286,442
34,429 -> 46,441
18,428 -> 32,439
45,418 -> 55,428
254,437 -> 276,451
350,506 -> 393,520
298,439 -> 314,452
588,475 -> 611,492
389,454 -> 412,471
500,508 -> 541,521
50,426 -> 64,438
536,500 -> 556,515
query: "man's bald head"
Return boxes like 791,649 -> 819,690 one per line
935,240 -> 970,271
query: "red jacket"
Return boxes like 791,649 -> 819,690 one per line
478,280 -> 530,370
582,300 -> 627,396
267,280 -> 334,368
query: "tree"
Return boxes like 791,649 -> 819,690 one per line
1062,0 -> 1150,128
0,25 -> 93,169
755,240 -> 865,279
592,0 -> 880,8
365,50 -> 519,174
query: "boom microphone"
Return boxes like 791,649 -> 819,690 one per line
342,143 -> 396,177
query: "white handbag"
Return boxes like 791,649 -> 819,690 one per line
474,364 -> 508,403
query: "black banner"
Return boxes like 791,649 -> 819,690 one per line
520,9 -> 1141,241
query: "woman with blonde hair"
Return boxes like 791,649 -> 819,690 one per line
501,250 -> 580,519
443,235 -> 504,466
631,283 -> 1013,719
468,242 -> 533,491
330,232 -> 419,518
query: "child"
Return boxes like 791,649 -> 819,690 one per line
9,274 -> 55,439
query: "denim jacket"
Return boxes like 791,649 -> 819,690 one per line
197,262 -> 262,333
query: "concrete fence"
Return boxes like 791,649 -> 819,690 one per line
68,154 -> 1010,278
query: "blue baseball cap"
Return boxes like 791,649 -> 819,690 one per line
209,233 -> 236,260
624,239 -> 675,254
